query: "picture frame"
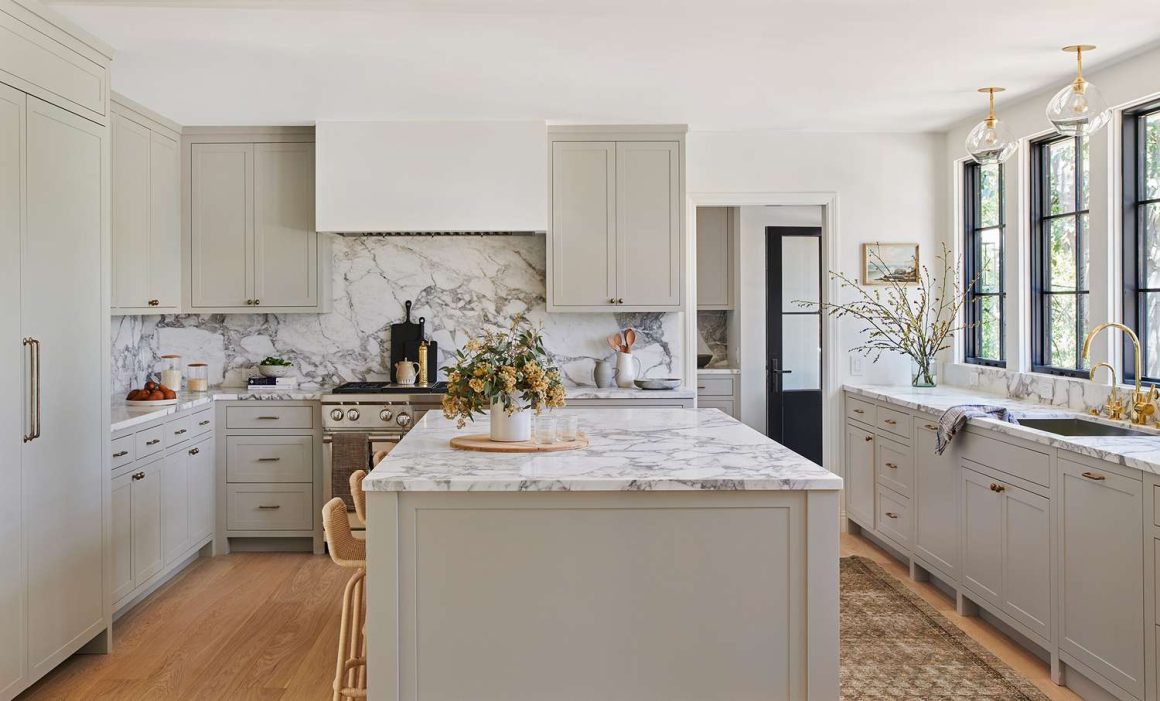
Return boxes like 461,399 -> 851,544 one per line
862,243 -> 919,285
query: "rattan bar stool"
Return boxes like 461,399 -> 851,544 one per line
323,497 -> 367,700
349,469 -> 368,527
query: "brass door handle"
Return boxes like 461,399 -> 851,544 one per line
1081,471 -> 1106,481
885,512 -> 899,519
113,450 -> 129,458
258,505 -> 281,510
257,457 -> 281,462
146,439 -> 160,446
189,447 -> 200,456
132,472 -> 145,481
885,462 -> 898,469
989,483 -> 1006,493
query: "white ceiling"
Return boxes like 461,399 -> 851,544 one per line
49,0 -> 1160,131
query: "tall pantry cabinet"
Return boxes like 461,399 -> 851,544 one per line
0,1 -> 112,698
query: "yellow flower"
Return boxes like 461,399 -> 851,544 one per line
474,363 -> 492,378
468,378 -> 485,393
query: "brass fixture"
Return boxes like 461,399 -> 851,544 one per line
1081,322 -> 1157,424
1063,45 -> 1096,94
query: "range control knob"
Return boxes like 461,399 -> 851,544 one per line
396,412 -> 412,428
379,408 -> 394,422
347,409 -> 361,421
330,408 -> 344,421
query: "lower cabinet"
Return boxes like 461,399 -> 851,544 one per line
189,439 -> 215,543
162,448 -> 190,564
845,423 -> 875,526
913,419 -> 958,580
111,459 -> 163,605
1058,457 -> 1144,699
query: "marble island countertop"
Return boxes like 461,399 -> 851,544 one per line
363,408 -> 842,492
845,383 -> 1160,476
565,386 -> 696,399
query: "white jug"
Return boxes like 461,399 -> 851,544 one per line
395,359 -> 420,385
614,352 -> 642,388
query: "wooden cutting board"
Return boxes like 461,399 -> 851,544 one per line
449,433 -> 589,453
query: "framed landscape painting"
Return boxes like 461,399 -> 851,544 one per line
862,243 -> 919,285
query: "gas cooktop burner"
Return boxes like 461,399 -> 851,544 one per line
331,381 -> 447,395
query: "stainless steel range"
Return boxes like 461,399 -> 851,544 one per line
322,381 -> 446,529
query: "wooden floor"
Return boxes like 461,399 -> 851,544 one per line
19,532 -> 1081,700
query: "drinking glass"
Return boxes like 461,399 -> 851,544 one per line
558,416 -> 580,441
533,416 -> 558,444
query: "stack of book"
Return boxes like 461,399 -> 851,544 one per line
247,376 -> 299,388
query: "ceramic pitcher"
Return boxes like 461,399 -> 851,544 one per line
614,352 -> 642,388
395,359 -> 420,385
593,359 -> 615,388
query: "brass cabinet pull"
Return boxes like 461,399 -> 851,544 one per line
853,408 -> 865,414
883,419 -> 897,425
885,462 -> 898,469
697,385 -> 706,390
257,416 -> 279,421
146,438 -> 161,446
923,424 -> 938,430
148,299 -> 159,307
864,435 -> 873,442
1081,471 -> 1107,481
885,512 -> 899,519
617,298 -> 624,304
989,483 -> 1006,493
189,447 -> 200,456
174,428 -> 187,435
113,450 -> 129,458
23,338 -> 40,441
257,457 -> 281,462
132,472 -> 145,481
609,297 -> 616,304
258,504 -> 281,510
199,420 -> 211,426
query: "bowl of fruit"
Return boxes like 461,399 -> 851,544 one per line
258,356 -> 295,378
125,380 -> 178,406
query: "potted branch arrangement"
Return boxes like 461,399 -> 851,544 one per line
441,316 -> 567,441
799,243 -> 973,388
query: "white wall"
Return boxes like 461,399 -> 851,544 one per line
941,44 -> 1160,373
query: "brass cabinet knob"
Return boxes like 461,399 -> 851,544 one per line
989,483 -> 1006,493
609,297 -> 616,304
189,447 -> 200,456
864,435 -> 873,442
245,299 -> 253,305
254,299 -> 260,306
617,298 -> 624,304
131,472 -> 145,481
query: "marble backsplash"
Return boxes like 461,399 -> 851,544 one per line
696,311 -> 728,365
112,235 -> 680,393
942,362 -> 1123,414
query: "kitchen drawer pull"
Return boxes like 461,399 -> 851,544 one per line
189,447 -> 200,456
885,462 -> 898,469
146,439 -> 160,446
864,435 -> 873,442
113,450 -> 129,458
883,419 -> 897,425
256,416 -> 280,421
199,420 -> 211,426
132,472 -> 145,481
697,385 -> 706,390
174,429 -> 187,435
923,424 -> 938,430
989,483 -> 1006,493
257,504 -> 281,510
1081,471 -> 1107,481
885,512 -> 899,519
257,457 -> 281,462
853,408 -> 865,414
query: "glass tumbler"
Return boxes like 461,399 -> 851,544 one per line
558,416 -> 580,441
533,416 -> 558,445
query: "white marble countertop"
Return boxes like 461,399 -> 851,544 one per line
111,385 -> 327,433
845,383 -> 1160,476
566,386 -> 696,399
363,408 -> 841,492
697,367 -> 740,375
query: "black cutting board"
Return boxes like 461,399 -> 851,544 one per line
389,301 -> 423,382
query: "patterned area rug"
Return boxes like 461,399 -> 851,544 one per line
841,556 -> 1051,700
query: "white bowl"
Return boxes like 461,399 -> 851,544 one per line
634,378 -> 681,390
258,364 -> 294,378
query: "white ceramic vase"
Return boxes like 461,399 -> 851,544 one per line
490,401 -> 532,442
614,352 -> 642,388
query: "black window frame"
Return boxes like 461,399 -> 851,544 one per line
1123,99 -> 1160,383
1030,133 -> 1089,377
963,161 -> 1006,366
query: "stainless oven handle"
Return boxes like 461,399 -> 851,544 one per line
322,435 -> 402,444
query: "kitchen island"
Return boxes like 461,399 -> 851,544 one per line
363,408 -> 842,701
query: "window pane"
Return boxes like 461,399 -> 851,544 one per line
1080,137 -> 1090,211
1145,203 -> 1160,288
1146,292 -> 1160,378
1048,217 -> 1077,291
977,228 -> 1001,293
1047,294 -> 1078,369
1048,139 -> 1077,215
1146,113 -> 1160,200
782,314 -> 820,391
782,236 -> 820,310
1078,212 -> 1089,292
978,296 -> 1001,361
979,164 -> 1001,228
1077,294 -> 1089,370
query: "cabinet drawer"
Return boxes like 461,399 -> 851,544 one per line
846,396 -> 875,425
877,406 -> 911,441
111,435 -> 135,469
135,424 -> 165,459
699,398 -> 735,417
876,486 -> 911,548
962,433 -> 1050,488
876,436 -> 913,499
696,376 -> 735,397
191,408 -> 214,438
166,414 -> 193,447
226,405 -> 314,429
227,484 -> 313,531
227,435 -> 313,483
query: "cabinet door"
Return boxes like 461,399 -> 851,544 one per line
23,96 -> 106,676
111,112 -> 151,310
913,421 -> 958,579
253,142 -> 317,308
961,467 -> 1003,607
0,83 -> 24,698
161,450 -> 190,565
1001,485 -> 1050,641
844,423 -> 875,525
111,472 -> 134,603
131,462 -> 163,584
550,141 -> 616,308
148,130 -> 180,310
696,206 -> 731,309
1059,459 -> 1144,698
615,141 -> 680,308
191,142 -> 252,308
188,438 -> 215,544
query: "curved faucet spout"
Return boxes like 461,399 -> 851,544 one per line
1088,361 -> 1118,386
1082,322 -> 1148,423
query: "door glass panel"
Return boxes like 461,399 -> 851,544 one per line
782,236 -> 820,311
782,314 -> 820,391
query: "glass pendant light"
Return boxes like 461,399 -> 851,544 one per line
965,87 -> 1017,165
1046,45 -> 1110,137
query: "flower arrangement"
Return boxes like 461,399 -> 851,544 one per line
441,316 -> 567,428
798,243 -> 974,387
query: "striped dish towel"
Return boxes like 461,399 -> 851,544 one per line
936,405 -> 1017,454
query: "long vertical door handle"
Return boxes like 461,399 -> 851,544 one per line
23,338 -> 34,442
32,338 -> 41,439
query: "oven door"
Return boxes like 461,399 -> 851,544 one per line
323,432 -> 402,530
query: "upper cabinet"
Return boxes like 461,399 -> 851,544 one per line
185,128 -> 329,313
696,206 -> 733,310
111,94 -> 181,314
547,126 -> 685,312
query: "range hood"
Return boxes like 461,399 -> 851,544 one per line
315,121 -> 547,235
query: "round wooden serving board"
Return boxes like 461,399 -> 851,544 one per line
449,433 -> 589,453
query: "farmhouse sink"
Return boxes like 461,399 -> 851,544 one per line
1015,417 -> 1151,437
